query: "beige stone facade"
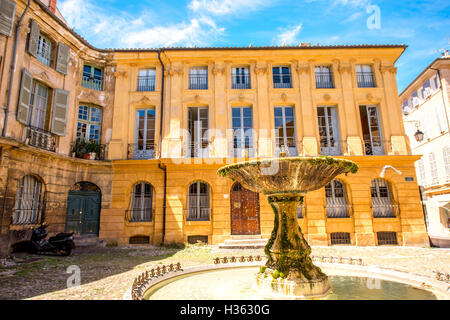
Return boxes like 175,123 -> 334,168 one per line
0,0 -> 430,256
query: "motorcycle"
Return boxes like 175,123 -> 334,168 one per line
14,223 -> 75,256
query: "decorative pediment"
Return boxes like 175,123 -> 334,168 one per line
323,94 -> 331,101
34,71 -> 50,84
366,93 -> 374,101
281,93 -> 288,102
132,96 -> 152,106
238,94 -> 245,102
255,66 -> 268,75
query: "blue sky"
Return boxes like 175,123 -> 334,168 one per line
59,0 -> 450,92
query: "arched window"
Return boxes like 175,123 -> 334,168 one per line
13,175 -> 43,225
129,182 -> 153,222
187,181 -> 210,221
371,179 -> 396,218
325,180 -> 349,218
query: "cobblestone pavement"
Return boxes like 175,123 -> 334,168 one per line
0,245 -> 448,300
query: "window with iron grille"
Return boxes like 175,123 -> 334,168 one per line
129,236 -> 150,244
76,105 -> 102,144
325,180 -> 349,218
315,66 -> 334,89
187,181 -> 210,221
356,64 -> 375,88
82,65 -> 103,91
371,179 -> 396,218
129,182 -> 153,222
189,67 -> 208,90
377,232 -> 398,245
13,175 -> 44,225
137,69 -> 156,91
187,235 -> 208,244
36,33 -> 52,66
232,67 -> 250,89
330,232 -> 351,245
273,66 -> 291,88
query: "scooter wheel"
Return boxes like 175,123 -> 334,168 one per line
60,247 -> 72,256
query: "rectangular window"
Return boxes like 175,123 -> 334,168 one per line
82,65 -> 103,91
189,67 -> 208,90
377,232 -> 398,245
315,66 -> 334,89
232,67 -> 250,89
318,106 -> 341,156
444,147 -> 450,183
131,109 -> 155,159
29,81 -> 49,130
274,106 -> 298,156
273,66 -> 291,88
36,34 -> 52,66
359,105 -> 384,155
76,105 -> 102,144
331,233 -> 351,245
416,158 -> 427,186
232,107 -> 254,157
356,64 -> 375,88
429,152 -> 439,186
187,107 -> 209,158
137,69 -> 156,91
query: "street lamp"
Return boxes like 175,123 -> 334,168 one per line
405,120 -> 424,142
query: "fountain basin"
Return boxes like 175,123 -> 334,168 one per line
141,265 -> 440,300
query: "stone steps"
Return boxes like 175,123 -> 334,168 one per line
219,236 -> 268,249
73,235 -> 106,248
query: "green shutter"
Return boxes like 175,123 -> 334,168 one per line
28,19 -> 39,57
0,0 -> 15,37
56,42 -> 70,74
51,89 -> 70,136
16,68 -> 33,125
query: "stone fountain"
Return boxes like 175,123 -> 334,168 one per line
218,156 -> 359,298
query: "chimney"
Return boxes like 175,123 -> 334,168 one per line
49,0 -> 57,14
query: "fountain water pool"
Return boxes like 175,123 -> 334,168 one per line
144,267 -> 437,300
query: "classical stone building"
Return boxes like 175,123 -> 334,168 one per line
400,54 -> 450,247
0,0 -> 429,256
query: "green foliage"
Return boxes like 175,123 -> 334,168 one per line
73,140 -> 101,157
260,266 -> 267,273
272,270 -> 280,279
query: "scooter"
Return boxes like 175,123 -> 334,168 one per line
28,223 -> 75,256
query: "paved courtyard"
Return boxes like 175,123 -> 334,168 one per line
0,245 -> 449,300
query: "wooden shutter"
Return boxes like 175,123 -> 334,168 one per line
16,68 -> 33,125
51,89 -> 70,136
0,0 -> 15,37
55,42 -> 70,74
28,19 -> 39,57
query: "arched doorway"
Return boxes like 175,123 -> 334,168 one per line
230,182 -> 260,235
65,182 -> 101,235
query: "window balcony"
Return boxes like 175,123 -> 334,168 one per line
137,76 -> 156,92
363,140 -> 388,156
82,76 -> 103,91
189,75 -> 208,90
184,142 -> 209,158
315,72 -> 334,89
372,203 -> 399,218
357,72 -> 376,88
326,204 -> 352,218
320,140 -> 345,156
127,143 -> 156,160
232,75 -> 251,89
126,209 -> 152,222
25,126 -> 57,152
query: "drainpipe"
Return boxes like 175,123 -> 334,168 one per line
157,50 -> 167,245
2,0 -> 32,137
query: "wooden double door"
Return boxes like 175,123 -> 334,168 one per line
65,191 -> 101,235
230,183 -> 260,235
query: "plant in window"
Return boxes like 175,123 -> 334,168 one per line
73,140 -> 100,160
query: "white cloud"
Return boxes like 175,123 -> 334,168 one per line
274,24 -> 303,45
188,0 -> 273,16
59,0 -> 224,48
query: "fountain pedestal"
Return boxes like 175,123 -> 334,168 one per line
256,193 -> 331,298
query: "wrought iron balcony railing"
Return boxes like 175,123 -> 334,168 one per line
126,209 -> 153,222
26,126 -> 57,152
189,75 -> 208,90
372,203 -> 399,218
137,76 -> 156,91
364,140 -> 388,156
185,207 -> 211,221
232,75 -> 251,89
183,142 -> 209,158
326,204 -> 352,218
315,72 -> 334,89
128,143 -> 156,160
82,76 -> 103,91
357,72 -> 376,88
319,140 -> 346,156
